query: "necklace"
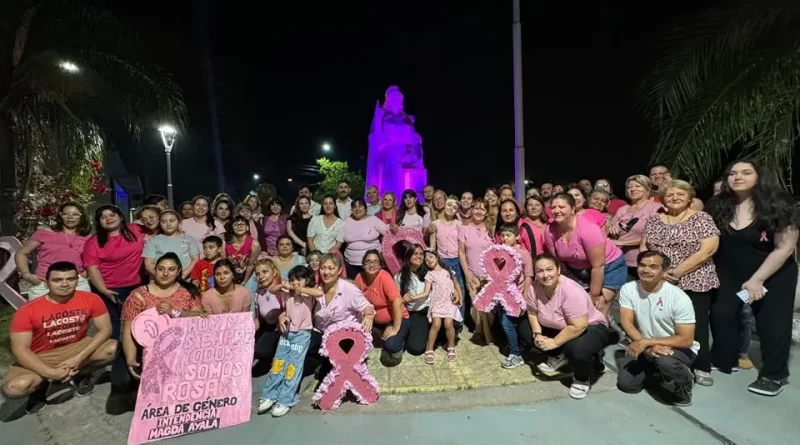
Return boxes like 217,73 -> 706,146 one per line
62,231 -> 77,248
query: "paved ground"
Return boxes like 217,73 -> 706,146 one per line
0,338 -> 797,445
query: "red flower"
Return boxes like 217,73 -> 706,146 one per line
90,161 -> 103,170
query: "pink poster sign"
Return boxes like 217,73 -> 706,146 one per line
127,309 -> 255,445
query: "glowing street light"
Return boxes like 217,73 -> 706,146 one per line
322,142 -> 331,152
287,178 -> 293,183
253,174 -> 260,181
158,125 -> 178,207
59,61 -> 80,73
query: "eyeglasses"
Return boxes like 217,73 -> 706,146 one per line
61,213 -> 81,218
364,260 -> 381,266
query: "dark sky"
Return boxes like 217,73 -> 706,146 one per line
107,0 -> 719,203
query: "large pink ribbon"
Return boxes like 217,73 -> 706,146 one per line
313,321 -> 379,410
140,325 -> 183,396
474,244 -> 525,315
0,237 -> 26,309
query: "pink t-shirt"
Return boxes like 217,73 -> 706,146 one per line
528,276 -> 607,330
343,216 -> 388,265
435,220 -> 462,259
313,279 -> 372,332
181,218 -> 226,252
458,223 -> 494,277
544,215 -> 622,270
579,209 -> 607,228
611,200 -> 663,267
255,288 -> 282,324
200,285 -> 251,314
282,291 -> 315,332
515,245 -> 534,292
82,224 -> 144,288
528,223 -> 546,255
31,229 -> 90,276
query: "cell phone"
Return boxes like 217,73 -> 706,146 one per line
737,287 -> 768,303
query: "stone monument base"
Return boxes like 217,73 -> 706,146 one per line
398,167 -> 427,197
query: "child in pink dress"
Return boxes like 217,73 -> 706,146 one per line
415,250 -> 463,364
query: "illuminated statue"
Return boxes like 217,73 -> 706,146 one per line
366,86 -> 427,199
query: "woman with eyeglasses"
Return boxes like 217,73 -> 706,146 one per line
608,175 -> 663,278
15,202 -> 93,299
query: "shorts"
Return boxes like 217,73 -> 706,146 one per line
2,337 -> 116,384
568,255 -> 628,291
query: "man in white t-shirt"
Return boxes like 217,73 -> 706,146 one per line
617,250 -> 698,406
336,181 -> 353,219
365,185 -> 381,216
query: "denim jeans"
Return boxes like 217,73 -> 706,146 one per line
442,257 -> 466,319
374,317 -> 411,354
499,309 -> 532,356
246,275 -> 258,316
261,330 -> 312,407
739,303 -> 756,355
92,285 -> 137,340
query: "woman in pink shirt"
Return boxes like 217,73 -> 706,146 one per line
201,259 -> 252,314
182,196 -> 226,252
15,202 -> 92,299
458,198 -> 495,343
376,192 -> 398,225
305,253 -> 375,376
545,193 -> 626,317
430,197 -> 465,318
83,205 -> 145,339
528,253 -> 609,399
262,197 -> 288,256
566,185 -> 607,229
523,195 -> 548,255
343,199 -> 388,278
608,175 -> 662,277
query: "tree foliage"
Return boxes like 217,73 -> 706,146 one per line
312,157 -> 365,202
0,0 -> 187,235
639,0 -> 800,189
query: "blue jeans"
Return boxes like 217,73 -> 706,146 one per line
376,317 -> 411,354
261,330 -> 312,407
739,303 -> 756,355
93,285 -> 136,340
246,275 -> 258,316
500,309 -> 531,356
442,257 -> 466,319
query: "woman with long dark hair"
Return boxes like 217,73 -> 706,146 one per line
395,243 -> 429,356
182,196 -> 226,252
708,159 -> 799,396
395,189 -> 429,232
83,205 -> 145,340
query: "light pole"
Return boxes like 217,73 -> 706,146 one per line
512,0 -> 526,199
158,125 -> 177,208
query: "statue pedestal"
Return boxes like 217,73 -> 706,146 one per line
398,168 -> 427,197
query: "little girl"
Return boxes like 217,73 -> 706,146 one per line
306,250 -> 322,285
430,197 -> 466,319
258,265 -> 322,417
143,210 -> 200,279
414,250 -> 462,364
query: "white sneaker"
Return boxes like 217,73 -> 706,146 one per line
257,399 -> 275,415
537,353 -> 568,375
271,404 -> 290,417
569,381 -> 590,399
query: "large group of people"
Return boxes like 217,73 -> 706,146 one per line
1,158 -> 797,422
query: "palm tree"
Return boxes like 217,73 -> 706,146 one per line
0,1 -> 187,235
639,0 -> 800,190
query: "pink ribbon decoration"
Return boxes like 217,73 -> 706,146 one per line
140,325 -> 183,396
381,227 -> 426,274
0,237 -> 26,309
474,244 -> 526,315
760,231 -> 768,242
313,320 -> 379,411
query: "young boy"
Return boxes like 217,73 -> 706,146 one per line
498,223 -> 534,369
191,235 -> 223,292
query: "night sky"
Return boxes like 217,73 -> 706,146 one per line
106,0 -> 721,203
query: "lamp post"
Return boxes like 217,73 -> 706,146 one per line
512,0 -> 526,199
158,125 -> 177,208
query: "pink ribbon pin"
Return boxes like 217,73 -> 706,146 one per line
759,231 -> 768,242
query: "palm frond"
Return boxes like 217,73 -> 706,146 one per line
639,0 -> 800,186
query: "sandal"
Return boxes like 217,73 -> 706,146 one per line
447,347 -> 457,362
423,350 -> 435,365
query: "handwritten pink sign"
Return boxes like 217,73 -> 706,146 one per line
128,309 -> 255,445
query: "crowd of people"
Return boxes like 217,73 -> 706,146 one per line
1,158 -> 797,421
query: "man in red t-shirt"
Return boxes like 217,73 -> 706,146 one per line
1,261 -> 116,419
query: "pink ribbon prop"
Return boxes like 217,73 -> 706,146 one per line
0,236 -> 26,309
381,227 -> 426,275
313,321 -> 379,410
139,325 -> 183,396
473,244 -> 526,315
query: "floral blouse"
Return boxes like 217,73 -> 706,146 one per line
642,212 -> 720,292
307,215 -> 345,253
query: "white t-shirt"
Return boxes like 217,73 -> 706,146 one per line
619,281 -> 699,354
394,272 -> 429,311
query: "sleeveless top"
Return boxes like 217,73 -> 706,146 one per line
225,235 -> 253,283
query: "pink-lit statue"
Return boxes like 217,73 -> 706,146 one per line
366,86 -> 428,199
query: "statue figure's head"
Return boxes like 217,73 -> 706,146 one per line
383,86 -> 404,114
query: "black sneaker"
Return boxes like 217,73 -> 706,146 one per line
73,374 -> 95,397
0,396 -> 29,422
673,382 -> 693,407
748,377 -> 788,396
25,383 -> 49,414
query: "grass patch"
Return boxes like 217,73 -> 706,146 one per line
0,302 -> 13,367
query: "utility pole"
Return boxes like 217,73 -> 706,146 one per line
512,0 -> 526,199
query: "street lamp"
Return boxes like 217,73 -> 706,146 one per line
287,178 -> 293,183
158,125 -> 177,208
253,174 -> 260,181
59,61 -> 80,73
322,142 -> 331,152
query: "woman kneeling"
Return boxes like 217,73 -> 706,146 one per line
527,253 -> 610,400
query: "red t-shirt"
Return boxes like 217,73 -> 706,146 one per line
10,291 -> 108,353
190,259 -> 217,292
82,223 -> 144,288
355,270 -> 409,325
